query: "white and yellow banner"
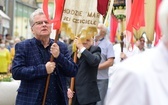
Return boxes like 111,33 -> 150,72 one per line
61,0 -> 100,39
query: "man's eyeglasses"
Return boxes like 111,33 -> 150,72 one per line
31,21 -> 49,27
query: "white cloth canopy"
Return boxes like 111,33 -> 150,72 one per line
0,10 -> 10,20
0,10 -> 10,28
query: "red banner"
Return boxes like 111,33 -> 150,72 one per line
110,14 -> 118,43
97,0 -> 109,16
43,0 -> 65,29
126,0 -> 145,32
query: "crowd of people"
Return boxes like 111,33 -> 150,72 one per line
0,36 -> 21,74
1,0 -> 168,105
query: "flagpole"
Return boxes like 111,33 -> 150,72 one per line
42,0 -> 66,105
68,51 -> 77,105
120,32 -> 124,61
42,30 -> 60,105
103,0 -> 114,25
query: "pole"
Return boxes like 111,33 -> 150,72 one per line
42,30 -> 60,105
42,0 -> 66,104
68,51 -> 77,105
120,32 -> 124,61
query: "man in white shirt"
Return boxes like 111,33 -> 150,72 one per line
113,41 -> 140,64
104,0 -> 168,105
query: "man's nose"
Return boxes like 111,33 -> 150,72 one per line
42,21 -> 47,25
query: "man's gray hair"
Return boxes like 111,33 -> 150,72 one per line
158,0 -> 168,42
98,23 -> 108,33
29,8 -> 44,27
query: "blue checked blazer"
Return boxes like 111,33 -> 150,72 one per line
11,37 -> 78,105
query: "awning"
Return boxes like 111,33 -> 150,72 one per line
0,10 -> 10,28
0,10 -> 10,20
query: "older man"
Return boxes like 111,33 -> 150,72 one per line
67,34 -> 102,105
95,24 -> 115,105
11,8 -> 78,105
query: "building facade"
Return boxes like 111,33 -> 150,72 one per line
7,0 -> 38,39
0,0 -> 10,39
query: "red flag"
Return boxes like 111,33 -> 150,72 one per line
110,14 -> 118,43
125,0 -> 134,48
43,0 -> 49,20
154,0 -> 162,46
97,0 -> 109,16
126,0 -> 145,32
43,0 -> 65,29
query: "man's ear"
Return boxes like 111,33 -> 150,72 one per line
31,27 -> 33,31
31,28 -> 35,34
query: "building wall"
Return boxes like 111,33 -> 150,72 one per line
5,0 -> 55,39
0,0 -> 5,35
7,0 -> 38,39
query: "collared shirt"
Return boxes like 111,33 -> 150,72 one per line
96,38 -> 115,79
35,38 -> 61,105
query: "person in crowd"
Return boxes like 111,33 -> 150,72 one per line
67,39 -> 74,55
67,34 -> 101,105
113,31 -> 140,64
95,24 -> 115,105
0,40 -> 11,74
7,39 -> 14,51
14,37 -> 21,44
5,33 -> 12,41
104,0 -> 168,105
10,37 -> 21,61
136,36 -> 146,52
11,8 -> 78,105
